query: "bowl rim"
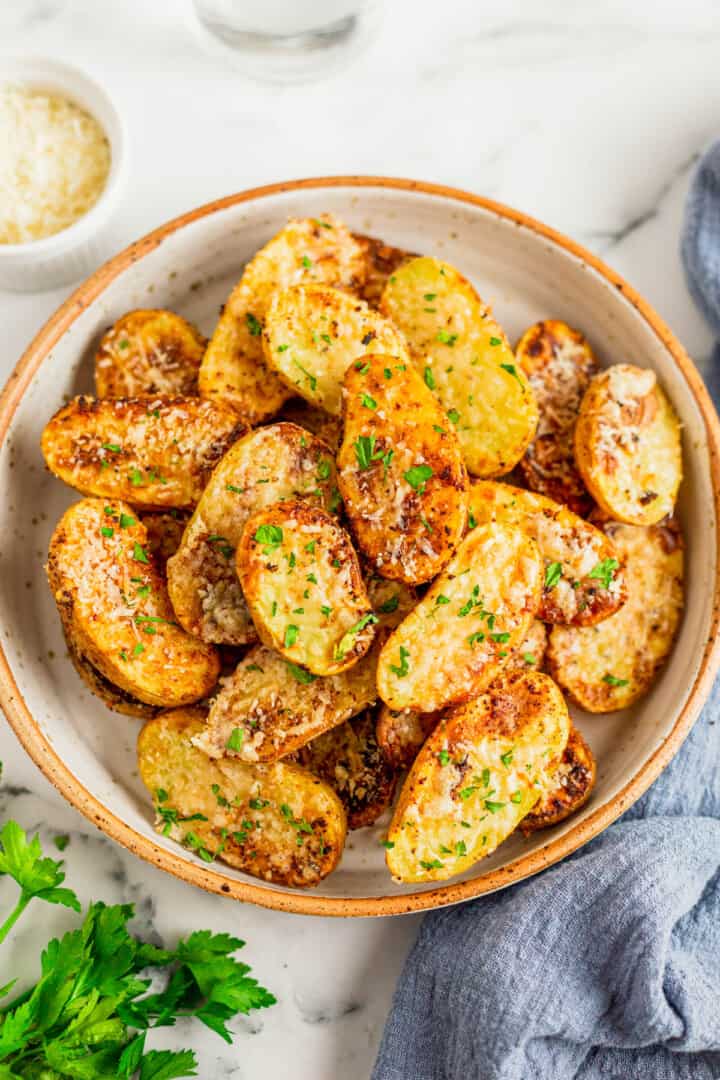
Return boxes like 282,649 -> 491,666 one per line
2,174 -> 719,917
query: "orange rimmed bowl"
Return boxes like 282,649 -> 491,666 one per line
2,176 -> 719,916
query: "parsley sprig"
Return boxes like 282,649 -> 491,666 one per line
0,819 -> 275,1078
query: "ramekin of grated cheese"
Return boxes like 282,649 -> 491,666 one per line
0,58 -> 127,292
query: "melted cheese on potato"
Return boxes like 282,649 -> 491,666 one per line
264,284 -> 408,416
138,708 -> 346,887
386,671 -> 570,883
380,257 -> 538,476
376,522 -> 544,712
95,309 -> 206,398
199,215 -> 366,423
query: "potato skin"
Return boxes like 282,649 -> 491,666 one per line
195,640 -> 381,763
376,522 -> 544,713
469,481 -> 627,626
386,670 -> 570,883
137,708 -> 347,887
380,257 -> 538,477
516,320 -> 597,514
547,517 -> 684,712
353,234 -> 414,307
198,215 -> 367,423
237,501 -> 376,676
41,395 -> 246,509
294,709 -> 397,830
167,423 -> 338,645
520,726 -> 596,833
263,285 -> 408,416
47,498 -> 219,707
574,364 -> 682,525
337,353 -> 469,585
95,309 -> 206,398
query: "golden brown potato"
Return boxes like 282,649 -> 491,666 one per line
385,670 -> 570,883
376,523 -> 544,713
337,353 -> 469,584
365,572 -> 418,630
294,709 -> 397,829
137,708 -> 346,887
195,640 -> 381,764
95,309 -> 206,398
574,364 -> 682,525
506,619 -> 548,674
276,398 -> 343,452
166,423 -> 338,645
353,234 -> 414,307
520,727 -> 596,833
41,396 -> 246,509
376,705 -> 439,771
380,257 -> 538,477
237,501 -> 377,676
547,517 -> 684,712
516,320 -> 597,514
63,622 -> 159,720
47,498 -> 219,707
263,285 -> 408,416
469,481 -> 627,626
198,215 -> 367,423
141,510 -> 188,573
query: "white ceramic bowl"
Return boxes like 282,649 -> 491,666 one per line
0,57 -> 128,292
1,177 -> 719,916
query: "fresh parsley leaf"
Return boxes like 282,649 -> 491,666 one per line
253,524 -> 283,552
245,312 -> 262,336
404,464 -> 433,492
588,557 -> 619,589
286,662 -> 315,684
423,366 -> 436,390
334,613 -> 378,660
360,393 -> 377,410
544,561 -> 563,589
389,645 -> 410,678
0,821 -> 80,944
603,673 -> 629,687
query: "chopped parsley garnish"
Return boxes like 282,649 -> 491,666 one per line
389,645 -> 410,677
249,797 -> 270,809
301,254 -> 313,269
510,792 -> 523,804
378,594 -> 400,614
436,594 -> 450,605
381,839 -> 395,849
423,293 -> 437,301
119,513 -> 136,528
489,336 -> 502,346
132,542 -> 149,564
468,631 -> 485,646
133,642 -> 145,657
500,362 -> 523,385
447,408 -> 460,424
455,840 -> 467,856
354,434 -> 393,474
437,750 -> 450,766
420,514 -> 433,533
404,464 -> 433,493
420,859 -> 444,870
293,360 -> 317,391
544,561 -> 563,589
522,653 -> 537,665
101,442 -> 121,453
254,524 -> 283,552
334,613 -> 378,660
603,673 -> 629,687
284,624 -> 299,648
321,605 -> 332,617
316,458 -> 331,480
245,312 -> 262,336
436,330 -> 458,346
226,727 -> 244,751
424,366 -> 436,390
226,483 -> 246,494
101,525 -> 113,538
500,750 -> 514,767
277,344 -> 289,353
286,662 -> 316,684
588,557 -> 620,589
360,392 -> 378,410
490,631 -> 510,644
305,540 -> 316,553
129,467 -> 144,486
484,800 -> 506,813
383,367 -> 392,380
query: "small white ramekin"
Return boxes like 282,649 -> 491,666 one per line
0,57 -> 128,293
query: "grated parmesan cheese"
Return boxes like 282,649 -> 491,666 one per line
0,84 -> 111,244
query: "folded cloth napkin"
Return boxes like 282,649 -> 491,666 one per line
372,149 -> 720,1080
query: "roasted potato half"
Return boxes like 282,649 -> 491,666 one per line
574,364 -> 682,525
294,709 -> 397,829
196,640 -> 380,764
141,510 -> 188,573
167,423 -> 338,645
337,353 -> 469,584
376,705 -> 439,771
198,215 -> 367,423
263,285 -> 408,416
521,727 -> 596,834
380,257 -> 538,477
469,481 -> 627,626
47,498 -> 219,706
548,517 -> 684,711
353,234 -> 414,307
41,395 -> 245,509
138,708 -> 346,887
385,670 -> 570,883
277,398 -> 343,452
237,501 -> 377,676
516,320 -> 597,514
376,523 -> 544,713
95,309 -> 206,398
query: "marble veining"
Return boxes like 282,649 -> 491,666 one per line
2,0 -> 720,1075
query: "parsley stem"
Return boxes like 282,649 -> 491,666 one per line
0,890 -> 32,946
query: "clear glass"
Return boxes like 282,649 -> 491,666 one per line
191,0 -> 383,83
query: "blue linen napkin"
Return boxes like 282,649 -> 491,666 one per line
372,151 -> 720,1080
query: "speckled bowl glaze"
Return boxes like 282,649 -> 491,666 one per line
2,177 -> 719,917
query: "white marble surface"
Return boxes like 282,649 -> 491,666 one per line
1,1 -> 719,1076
